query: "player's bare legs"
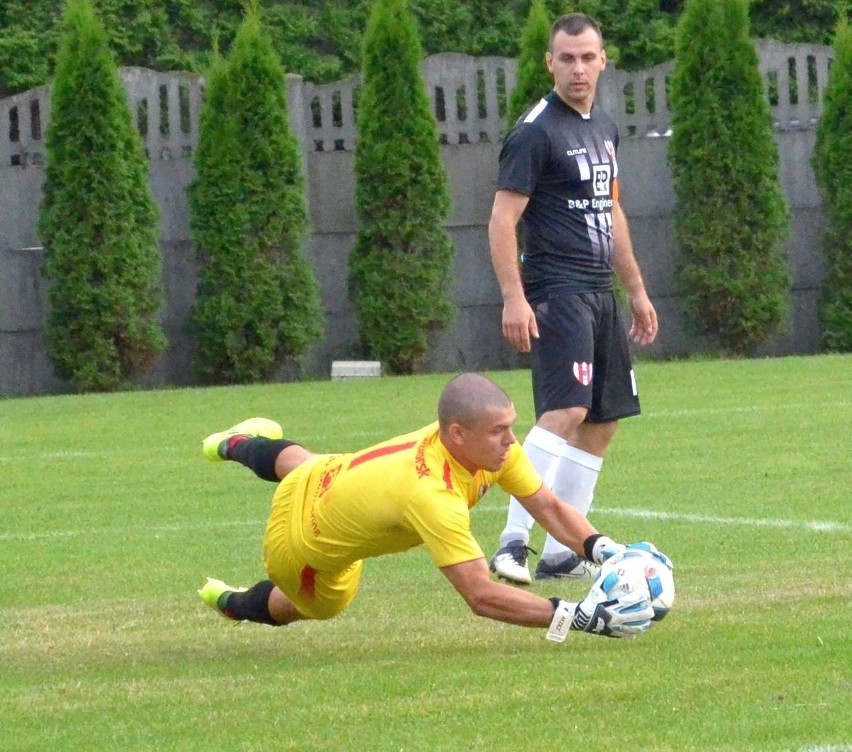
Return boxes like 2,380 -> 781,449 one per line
538,406 -> 617,455
274,444 -> 314,479
268,586 -> 305,624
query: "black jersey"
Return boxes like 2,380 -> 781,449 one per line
497,90 -> 620,303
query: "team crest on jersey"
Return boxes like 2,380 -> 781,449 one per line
318,465 -> 341,496
573,361 -> 593,385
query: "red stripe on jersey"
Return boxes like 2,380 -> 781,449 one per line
299,565 -> 317,598
348,440 -> 417,469
442,460 -> 453,490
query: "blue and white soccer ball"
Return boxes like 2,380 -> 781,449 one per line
597,543 -> 675,622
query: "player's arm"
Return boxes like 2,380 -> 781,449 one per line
441,557 -> 556,627
516,482 -> 601,555
488,189 -> 539,352
497,447 -> 620,560
611,198 -> 658,346
441,556 -> 653,640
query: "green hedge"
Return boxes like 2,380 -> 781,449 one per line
506,0 -> 552,127
5,0 -> 840,99
812,15 -> 852,352
667,0 -> 790,355
188,3 -> 322,384
38,0 -> 164,392
348,0 -> 454,374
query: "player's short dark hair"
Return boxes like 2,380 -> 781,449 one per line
437,373 -> 512,429
549,13 -> 604,50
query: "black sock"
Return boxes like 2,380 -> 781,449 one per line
222,580 -> 279,625
226,437 -> 298,482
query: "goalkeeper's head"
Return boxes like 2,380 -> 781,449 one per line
437,373 -> 518,473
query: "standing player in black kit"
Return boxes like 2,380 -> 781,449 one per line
488,13 -> 659,585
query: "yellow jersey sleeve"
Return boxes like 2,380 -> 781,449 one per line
403,489 -> 485,568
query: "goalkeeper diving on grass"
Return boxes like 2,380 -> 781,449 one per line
198,372 -> 671,641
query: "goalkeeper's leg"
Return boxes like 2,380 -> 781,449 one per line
202,416 -> 315,482
199,578 -> 304,625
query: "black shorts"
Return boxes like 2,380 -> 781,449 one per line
529,291 -> 640,423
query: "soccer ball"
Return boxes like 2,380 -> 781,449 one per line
597,545 -> 675,622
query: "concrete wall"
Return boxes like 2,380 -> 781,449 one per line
0,43 -> 833,396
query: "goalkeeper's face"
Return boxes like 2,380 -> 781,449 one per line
452,405 -> 519,473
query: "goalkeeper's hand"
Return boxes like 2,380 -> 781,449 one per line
587,534 -> 625,565
547,566 -> 654,642
547,578 -> 654,642
571,586 -> 653,638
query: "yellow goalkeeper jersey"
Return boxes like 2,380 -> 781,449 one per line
269,421 -> 542,571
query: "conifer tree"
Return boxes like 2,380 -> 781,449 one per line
38,0 -> 164,392
189,2 -> 322,384
812,14 -> 852,352
667,0 -> 790,354
348,0 -> 455,374
507,0 -> 552,126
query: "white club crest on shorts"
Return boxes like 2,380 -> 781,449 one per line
573,361 -> 593,385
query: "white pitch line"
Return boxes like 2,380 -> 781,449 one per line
2,507 -> 849,543
595,506 -> 851,534
480,505 -> 851,534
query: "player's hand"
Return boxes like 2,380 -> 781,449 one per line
590,535 -> 625,565
502,296 -> 538,353
627,291 -> 658,346
572,568 -> 654,638
625,541 -> 674,571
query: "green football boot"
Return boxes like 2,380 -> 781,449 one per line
197,577 -> 246,619
201,417 -> 283,462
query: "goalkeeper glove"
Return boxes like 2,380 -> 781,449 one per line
571,587 -> 653,638
584,534 -> 625,565
546,569 -> 654,642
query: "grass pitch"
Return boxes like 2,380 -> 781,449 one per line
1,355 -> 849,751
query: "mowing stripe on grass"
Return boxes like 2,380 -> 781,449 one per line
0,518 -> 265,542
2,507 -> 849,542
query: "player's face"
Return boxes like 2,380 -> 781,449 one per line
455,405 -> 518,473
546,27 -> 607,114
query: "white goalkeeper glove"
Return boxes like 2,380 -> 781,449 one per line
585,534 -> 625,565
546,568 -> 654,642
585,536 -> 675,571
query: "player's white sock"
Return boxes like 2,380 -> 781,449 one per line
499,426 -> 565,547
541,445 -> 603,560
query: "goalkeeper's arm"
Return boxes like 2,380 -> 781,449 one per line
440,557 -> 652,641
440,550 -> 647,634
441,557 -> 576,627
516,484 -> 624,564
